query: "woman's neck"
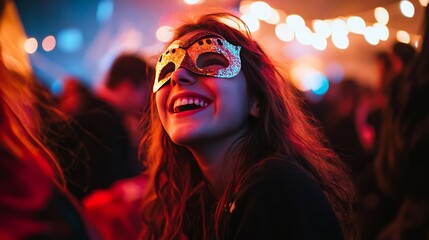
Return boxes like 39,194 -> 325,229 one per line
190,144 -> 231,197
186,126 -> 247,197
188,135 -> 242,197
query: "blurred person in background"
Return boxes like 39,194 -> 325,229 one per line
96,53 -> 155,149
362,51 -> 394,159
79,54 -> 155,240
319,78 -> 368,178
0,0 -> 97,238
373,6 -> 429,240
365,43 -> 416,163
356,40 -> 418,240
55,75 -> 139,200
53,54 -> 153,201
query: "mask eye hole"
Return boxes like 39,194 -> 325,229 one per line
158,62 -> 176,82
196,52 -> 229,69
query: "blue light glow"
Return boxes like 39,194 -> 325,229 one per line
312,75 -> 329,95
97,0 -> 114,23
57,28 -> 83,53
51,79 -> 63,95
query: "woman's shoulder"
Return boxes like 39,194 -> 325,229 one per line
223,158 -> 344,239
235,157 -> 338,217
240,158 -> 321,197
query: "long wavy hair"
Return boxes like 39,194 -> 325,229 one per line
0,0 -> 65,187
139,12 -> 356,240
0,57 -> 65,187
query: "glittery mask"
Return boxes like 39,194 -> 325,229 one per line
153,32 -> 242,92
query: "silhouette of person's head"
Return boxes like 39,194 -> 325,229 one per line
102,54 -> 154,115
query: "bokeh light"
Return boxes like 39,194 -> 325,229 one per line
373,23 -> 389,41
184,0 -> 201,4
57,28 -> 83,53
396,30 -> 411,43
249,1 -> 273,21
96,0 -> 113,23
50,79 -> 63,96
42,35 -> 56,52
313,20 -> 331,38
332,34 -> 349,49
275,23 -> 294,42
374,7 -> 389,25
419,0 -> 429,7
295,27 -> 313,45
400,0 -> 415,18
265,8 -> 280,24
24,37 -> 38,54
331,19 -> 349,36
364,26 -> 380,45
239,1 -> 251,14
311,73 -> 329,95
156,25 -> 174,42
286,14 -> 305,32
347,16 -> 366,34
311,35 -> 327,51
240,14 -> 260,32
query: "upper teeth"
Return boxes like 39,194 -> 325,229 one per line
173,97 -> 208,111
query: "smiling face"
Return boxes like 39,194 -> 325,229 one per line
155,31 -> 257,152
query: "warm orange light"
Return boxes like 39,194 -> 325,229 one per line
396,30 -> 410,43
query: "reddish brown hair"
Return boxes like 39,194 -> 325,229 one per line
139,12 -> 356,240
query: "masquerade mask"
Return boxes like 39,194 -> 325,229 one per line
153,32 -> 242,92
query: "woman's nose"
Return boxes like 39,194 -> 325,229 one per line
170,67 -> 197,88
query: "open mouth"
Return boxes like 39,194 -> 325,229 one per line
172,97 -> 209,113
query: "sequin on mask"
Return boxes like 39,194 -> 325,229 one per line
153,32 -> 242,92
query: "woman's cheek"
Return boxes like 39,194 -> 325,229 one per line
155,90 -> 168,124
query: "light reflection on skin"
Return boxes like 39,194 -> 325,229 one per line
154,30 -> 260,194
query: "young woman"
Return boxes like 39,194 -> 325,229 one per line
139,13 -> 356,240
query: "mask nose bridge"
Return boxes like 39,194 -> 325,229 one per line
176,50 -> 195,71
169,63 -> 198,88
166,48 -> 198,88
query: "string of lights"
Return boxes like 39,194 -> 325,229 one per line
236,0 -> 427,50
